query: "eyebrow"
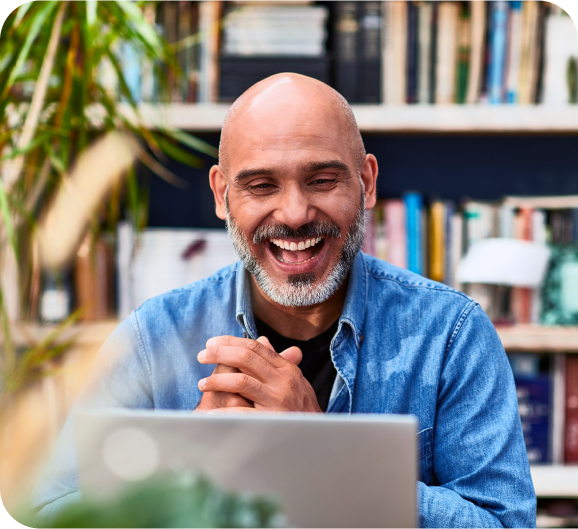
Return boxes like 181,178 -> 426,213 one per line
233,159 -> 351,184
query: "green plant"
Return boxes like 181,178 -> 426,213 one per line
19,471 -> 286,528
0,1 -> 218,401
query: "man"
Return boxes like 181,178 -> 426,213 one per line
33,74 -> 536,527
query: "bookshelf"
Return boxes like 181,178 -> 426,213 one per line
126,103 -> 578,133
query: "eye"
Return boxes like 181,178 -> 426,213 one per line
248,183 -> 277,195
310,178 -> 337,187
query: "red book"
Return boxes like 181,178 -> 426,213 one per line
565,355 -> 578,462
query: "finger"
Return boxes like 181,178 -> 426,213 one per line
279,346 -> 302,366
206,336 -> 284,366
257,335 -> 275,351
199,373 -> 269,405
198,346 -> 275,381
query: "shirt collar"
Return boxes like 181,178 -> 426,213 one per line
235,252 -> 368,346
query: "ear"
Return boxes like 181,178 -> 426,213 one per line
360,154 -> 378,210
209,164 -> 228,220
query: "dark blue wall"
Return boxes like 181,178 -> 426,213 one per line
143,133 -> 578,228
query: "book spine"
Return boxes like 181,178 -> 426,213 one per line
359,1 -> 382,103
466,1 -> 486,104
334,1 -> 360,103
456,2 -> 471,104
429,200 -> 445,282
417,2 -> 432,104
506,1 -> 523,103
435,2 -> 459,104
488,1 -> 509,104
565,354 -> 578,462
384,199 -> 408,269
406,1 -> 419,104
428,2 -> 438,104
404,192 -> 423,275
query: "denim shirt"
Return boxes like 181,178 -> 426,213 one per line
32,252 -> 536,528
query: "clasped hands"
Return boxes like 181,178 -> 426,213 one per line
194,335 -> 322,414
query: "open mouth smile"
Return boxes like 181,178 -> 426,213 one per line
267,237 -> 326,265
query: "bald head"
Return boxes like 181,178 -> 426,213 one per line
219,73 -> 366,175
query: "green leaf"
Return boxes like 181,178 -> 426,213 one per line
113,1 -> 165,60
0,180 -> 18,260
154,134 -> 203,168
86,0 -> 97,26
161,128 -> 219,158
13,1 -> 34,28
0,132 -> 49,161
0,1 -> 58,101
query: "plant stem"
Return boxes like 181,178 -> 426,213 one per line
3,1 -> 68,193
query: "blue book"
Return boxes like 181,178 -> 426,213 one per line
404,192 -> 423,275
508,354 -> 551,463
488,2 -> 509,104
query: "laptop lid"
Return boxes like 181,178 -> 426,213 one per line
75,410 -> 417,528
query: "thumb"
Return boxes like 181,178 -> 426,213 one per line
257,335 -> 275,351
280,346 -> 302,366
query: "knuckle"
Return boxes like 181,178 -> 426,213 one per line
247,340 -> 261,352
238,348 -> 253,364
236,373 -> 251,391
227,395 -> 250,407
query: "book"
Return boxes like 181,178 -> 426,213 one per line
219,57 -> 330,101
404,192 -> 423,275
417,1 -> 433,104
505,1 -> 523,103
435,2 -> 459,104
359,1 -> 382,103
509,353 -> 552,463
406,1 -> 419,104
429,199 -> 445,282
565,354 -> 578,462
519,1 -> 539,104
382,1 -> 407,105
384,199 -> 408,269
334,1 -> 360,102
466,1 -> 486,103
455,2 -> 471,104
198,1 -> 222,103
488,1 -> 509,104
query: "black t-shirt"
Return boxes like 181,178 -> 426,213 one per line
254,318 -> 339,412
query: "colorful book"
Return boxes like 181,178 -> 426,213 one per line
384,199 -> 407,269
455,2 -> 471,104
509,353 -> 552,463
565,354 -> 578,462
404,192 -> 423,275
488,1 -> 509,104
429,199 -> 446,282
506,1 -> 523,103
466,1 -> 486,103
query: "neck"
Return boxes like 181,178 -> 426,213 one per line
250,276 -> 348,341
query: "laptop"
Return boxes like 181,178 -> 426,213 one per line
75,410 -> 417,528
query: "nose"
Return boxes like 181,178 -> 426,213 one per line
272,184 -> 316,229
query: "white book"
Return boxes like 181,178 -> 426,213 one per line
450,212 -> 463,291
466,1 -> 486,104
130,229 -> 239,312
551,353 -> 566,464
382,1 -> 407,105
435,2 -> 459,104
417,2 -> 432,104
543,13 -> 578,106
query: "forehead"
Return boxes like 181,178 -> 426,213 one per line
224,88 -> 355,174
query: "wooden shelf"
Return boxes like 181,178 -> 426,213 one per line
496,325 -> 578,353
532,465 -> 578,498
121,103 -> 578,133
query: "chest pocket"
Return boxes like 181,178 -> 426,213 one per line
418,427 -> 433,485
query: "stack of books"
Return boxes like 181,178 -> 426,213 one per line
219,3 -> 330,100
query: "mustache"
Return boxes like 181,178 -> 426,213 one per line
252,220 -> 341,244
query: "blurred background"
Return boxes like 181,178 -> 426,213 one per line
1,1 -> 578,526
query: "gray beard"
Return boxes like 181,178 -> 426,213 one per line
225,193 -> 367,307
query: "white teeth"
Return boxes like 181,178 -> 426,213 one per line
269,237 -> 324,251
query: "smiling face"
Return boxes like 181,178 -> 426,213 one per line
210,74 -> 378,308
